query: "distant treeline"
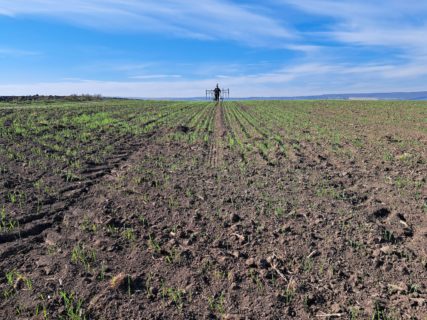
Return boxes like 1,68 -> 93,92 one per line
0,94 -> 103,102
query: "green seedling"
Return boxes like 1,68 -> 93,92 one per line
138,214 -> 148,227
121,228 -> 136,242
208,292 -> 225,314
35,303 -> 49,319
148,235 -> 161,253
80,216 -> 97,233
274,206 -> 284,218
59,291 -> 86,320
349,307 -> 359,320
106,224 -> 119,235
161,282 -> 185,310
303,257 -> 314,273
0,206 -> 19,233
282,288 -> 295,304
71,244 -> 96,271
382,230 -> 396,243
5,270 -> 32,290
165,248 -> 179,264
97,264 -> 107,281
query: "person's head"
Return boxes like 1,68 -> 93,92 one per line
216,83 -> 219,88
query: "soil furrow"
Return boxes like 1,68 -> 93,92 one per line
208,102 -> 225,168
0,139 -> 148,244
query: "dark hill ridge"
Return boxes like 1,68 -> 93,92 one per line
137,91 -> 427,100
223,91 -> 427,101
246,91 -> 427,101
0,94 -> 103,102
2,91 -> 427,101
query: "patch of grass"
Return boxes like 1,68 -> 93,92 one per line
148,235 -> 161,253
303,257 -> 314,273
348,307 -> 360,320
315,182 -> 344,200
383,152 -> 394,162
274,206 -> 285,218
121,228 -> 136,242
35,303 -> 49,320
208,292 -> 225,314
106,224 -> 119,236
165,248 -> 179,264
394,176 -> 409,189
161,282 -> 186,310
348,239 -> 365,251
2,270 -> 32,300
0,206 -> 19,233
80,216 -> 97,233
382,229 -> 396,244
59,291 -> 86,320
282,288 -> 295,304
138,214 -> 148,227
71,243 -> 97,271
371,304 -> 396,320
248,269 -> 264,291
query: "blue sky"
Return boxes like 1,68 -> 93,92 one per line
1,0 -> 427,97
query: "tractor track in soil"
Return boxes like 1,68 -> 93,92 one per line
208,102 -> 225,168
0,111 -> 171,248
0,132 -> 162,319
0,134 -> 152,255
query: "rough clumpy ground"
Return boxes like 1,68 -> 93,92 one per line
0,100 -> 426,319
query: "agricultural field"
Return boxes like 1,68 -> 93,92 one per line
0,99 -> 426,319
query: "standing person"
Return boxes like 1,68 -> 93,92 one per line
214,84 -> 221,102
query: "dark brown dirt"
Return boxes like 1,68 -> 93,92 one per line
0,101 -> 426,319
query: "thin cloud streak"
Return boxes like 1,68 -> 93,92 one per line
0,47 -> 41,56
282,0 -> 427,51
3,61 -> 427,97
0,0 -> 295,46
2,1 -> 427,94
278,0 -> 427,89
130,75 -> 182,80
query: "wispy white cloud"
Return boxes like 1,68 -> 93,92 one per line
3,59 -> 427,98
275,0 -> 427,89
130,74 -> 182,80
0,8 -> 13,16
0,47 -> 41,56
0,0 -> 294,46
283,44 -> 322,53
282,0 -> 427,53
2,1 -> 427,95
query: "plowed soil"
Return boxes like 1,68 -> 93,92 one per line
0,100 -> 426,319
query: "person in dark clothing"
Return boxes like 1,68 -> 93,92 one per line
214,84 -> 221,102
